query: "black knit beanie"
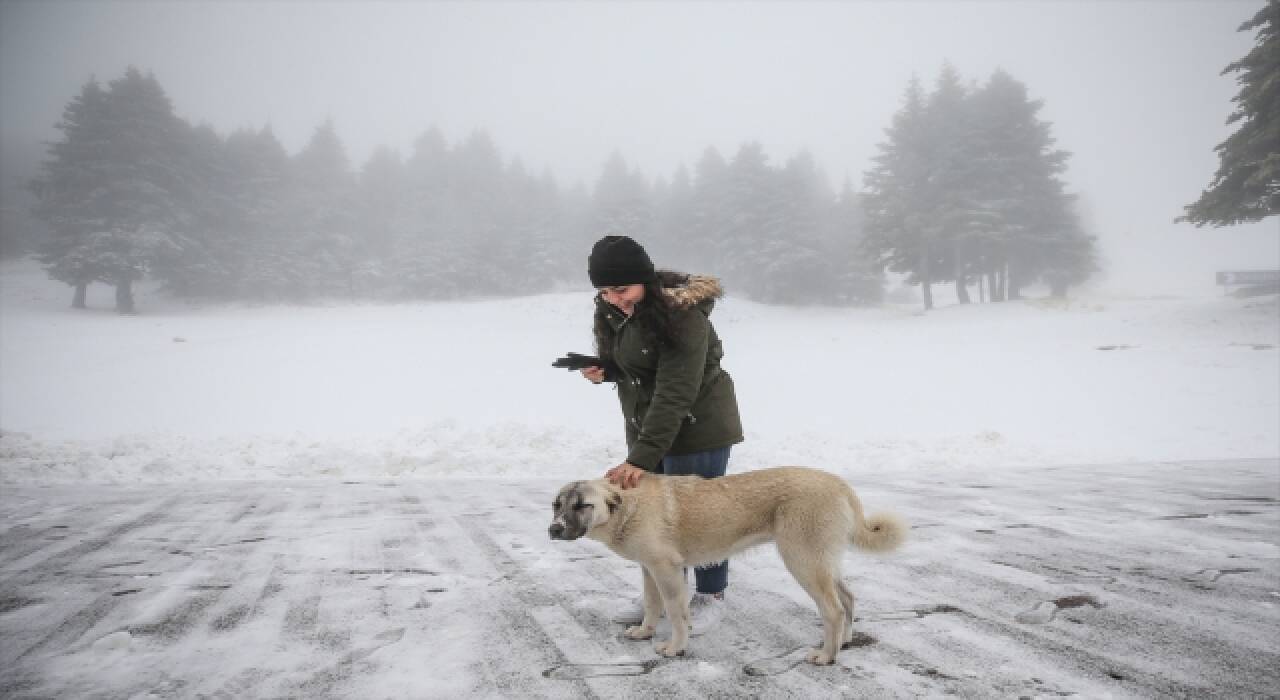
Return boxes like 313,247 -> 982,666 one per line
588,235 -> 656,287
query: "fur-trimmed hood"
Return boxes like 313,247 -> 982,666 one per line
655,270 -> 724,312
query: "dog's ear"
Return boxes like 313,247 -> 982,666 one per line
605,489 -> 621,514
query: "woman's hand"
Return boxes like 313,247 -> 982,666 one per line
581,366 -> 606,384
605,462 -> 646,489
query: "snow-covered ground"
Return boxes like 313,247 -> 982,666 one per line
1,257 -> 1278,697
1,461 -> 1277,698
1,258 -> 1276,484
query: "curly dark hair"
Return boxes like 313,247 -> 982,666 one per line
592,273 -> 687,363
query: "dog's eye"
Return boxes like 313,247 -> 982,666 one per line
574,503 -> 592,510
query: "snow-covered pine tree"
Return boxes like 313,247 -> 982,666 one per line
286,120 -> 358,299
449,130 -> 509,295
499,161 -> 562,295
31,67 -> 194,313
718,142 -> 775,294
226,126 -> 294,300
29,77 -> 111,308
686,147 -> 730,273
151,122 -> 236,298
356,146 -> 409,297
99,68 -> 198,312
650,164 -> 695,268
590,151 -> 655,254
395,127 -> 454,298
829,180 -> 883,305
754,150 -> 827,304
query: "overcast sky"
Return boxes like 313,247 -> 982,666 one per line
1,0 -> 1275,292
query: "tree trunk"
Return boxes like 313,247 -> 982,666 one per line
1007,264 -> 1022,300
954,242 -> 970,303
72,282 -> 87,309
979,271 -> 987,303
919,248 -> 933,311
115,278 -> 136,315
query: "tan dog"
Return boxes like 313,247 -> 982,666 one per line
548,467 -> 906,664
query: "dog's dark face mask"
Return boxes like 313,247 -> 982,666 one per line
549,481 -> 593,540
549,481 -> 618,541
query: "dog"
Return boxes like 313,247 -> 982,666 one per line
548,466 -> 906,664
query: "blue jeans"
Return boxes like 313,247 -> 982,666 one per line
657,446 -> 731,595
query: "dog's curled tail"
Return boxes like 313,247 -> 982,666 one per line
852,511 -> 907,553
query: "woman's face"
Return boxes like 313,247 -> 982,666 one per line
598,284 -> 646,316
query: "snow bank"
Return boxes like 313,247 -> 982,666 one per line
2,258 -> 1276,483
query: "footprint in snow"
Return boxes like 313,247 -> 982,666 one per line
1016,595 -> 1103,624
542,658 -> 666,679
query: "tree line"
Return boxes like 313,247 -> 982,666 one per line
27,65 -> 1093,313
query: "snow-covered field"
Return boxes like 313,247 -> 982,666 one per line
1,258 -> 1278,697
1,258 -> 1276,483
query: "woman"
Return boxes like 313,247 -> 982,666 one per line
579,234 -> 743,633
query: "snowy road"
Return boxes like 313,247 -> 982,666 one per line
1,459 -> 1277,698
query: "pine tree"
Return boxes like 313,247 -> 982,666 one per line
1181,0 -> 1280,227
500,159 -> 561,294
920,64 -> 973,302
719,142 -> 776,292
687,147 -> 730,272
224,126 -> 293,300
590,152 -> 654,245
866,68 -> 1096,306
29,77 -> 111,307
356,146 -> 408,296
151,122 -> 236,297
755,151 -> 829,303
450,130 -> 509,295
287,119 -> 358,298
396,127 -> 455,298
829,180 -> 883,304
968,70 -> 1095,299
862,77 -> 939,309
100,68 -> 197,312
30,67 -> 194,313
648,164 -> 699,271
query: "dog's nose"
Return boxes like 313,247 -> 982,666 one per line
548,523 -> 564,539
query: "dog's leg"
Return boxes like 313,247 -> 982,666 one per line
778,543 -> 846,665
836,579 -> 855,645
625,566 -> 663,640
650,560 -> 689,658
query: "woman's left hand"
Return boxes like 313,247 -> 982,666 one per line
605,462 -> 646,489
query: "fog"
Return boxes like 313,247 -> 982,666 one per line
0,0 -> 1275,295
1,6 -> 1277,693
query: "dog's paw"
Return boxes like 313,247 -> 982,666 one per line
805,649 -> 836,665
654,640 -> 687,658
624,625 -> 655,640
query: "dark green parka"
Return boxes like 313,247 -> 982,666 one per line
595,271 -> 743,471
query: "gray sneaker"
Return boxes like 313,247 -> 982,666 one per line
688,592 -> 725,636
611,598 -> 647,625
